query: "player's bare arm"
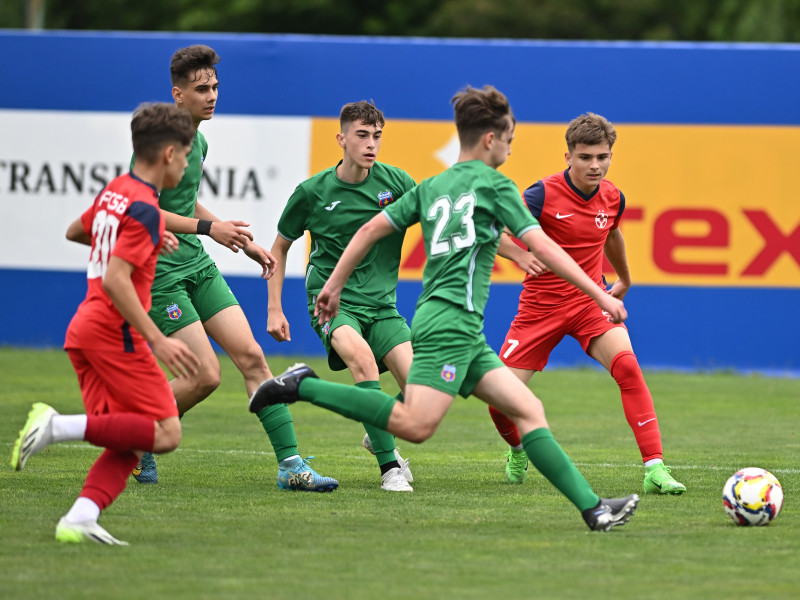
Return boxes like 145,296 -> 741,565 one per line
521,228 -> 627,323
315,213 -> 395,324
266,235 -> 293,342
497,230 -> 549,277
102,256 -> 200,378
242,241 -> 277,280
159,206 -> 253,252
65,218 -> 91,246
603,228 -> 632,300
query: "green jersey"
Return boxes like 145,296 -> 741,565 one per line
278,161 -> 416,309
152,130 -> 215,285
383,160 -> 540,316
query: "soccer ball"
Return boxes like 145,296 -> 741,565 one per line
722,467 -> 783,526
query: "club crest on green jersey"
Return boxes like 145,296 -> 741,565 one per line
441,364 -> 457,382
377,190 -> 394,207
166,303 -> 182,320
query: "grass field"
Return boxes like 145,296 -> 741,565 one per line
0,348 -> 798,599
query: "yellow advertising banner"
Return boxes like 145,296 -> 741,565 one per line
310,118 -> 800,288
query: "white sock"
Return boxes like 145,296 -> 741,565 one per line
64,497 -> 100,523
511,444 -> 524,452
279,454 -> 301,467
52,415 -> 88,442
644,458 -> 664,468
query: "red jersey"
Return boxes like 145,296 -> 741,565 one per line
519,169 -> 625,309
65,173 -> 164,352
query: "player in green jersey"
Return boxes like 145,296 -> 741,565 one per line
250,85 -> 641,530
267,101 -> 416,491
134,44 -> 338,492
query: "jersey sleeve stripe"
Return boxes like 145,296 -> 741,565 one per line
126,201 -> 161,247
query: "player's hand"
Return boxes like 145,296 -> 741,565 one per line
243,243 -> 277,279
597,294 -> 628,324
151,337 -> 200,379
515,251 -> 550,277
209,220 -> 254,253
160,232 -> 179,256
606,278 -> 630,300
314,286 -> 341,324
267,310 -> 291,342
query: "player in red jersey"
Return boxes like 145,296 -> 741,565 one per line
491,113 -> 686,495
10,103 -> 201,545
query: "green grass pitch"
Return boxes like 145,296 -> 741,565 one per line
0,348 -> 797,599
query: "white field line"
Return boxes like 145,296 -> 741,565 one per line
7,443 -> 800,476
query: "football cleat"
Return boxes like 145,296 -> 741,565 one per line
10,403 -> 57,471
504,448 -> 529,484
55,518 -> 129,545
381,467 -> 413,492
582,494 -> 640,532
643,463 -> 686,495
249,363 -> 318,413
363,433 -> 413,482
277,456 -> 339,492
132,452 -> 158,484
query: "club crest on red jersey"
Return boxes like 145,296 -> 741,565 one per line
377,190 -> 394,207
166,303 -> 182,320
595,210 -> 608,229
441,364 -> 457,382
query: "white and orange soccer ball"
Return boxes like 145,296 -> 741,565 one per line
722,467 -> 783,526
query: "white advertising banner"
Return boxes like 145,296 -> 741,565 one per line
0,110 -> 311,277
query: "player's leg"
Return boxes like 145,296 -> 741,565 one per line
487,366 -> 533,484
168,321 -> 222,413
149,281 -> 222,414
250,362 -> 454,444
586,327 -> 685,494
138,282 -> 221,483
369,317 -> 415,487
50,349 -> 178,544
249,300 -> 465,442
330,325 -> 411,491
491,310 -> 562,483
471,363 -> 638,530
206,304 -> 337,492
129,320 -> 217,483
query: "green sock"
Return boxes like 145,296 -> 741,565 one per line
299,378 -> 395,429
256,403 -> 299,463
521,428 -> 599,512
356,381 -> 397,467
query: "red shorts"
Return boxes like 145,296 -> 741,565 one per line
67,348 -> 178,420
500,296 -> 627,371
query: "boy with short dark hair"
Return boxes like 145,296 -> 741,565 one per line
134,44 -> 337,492
268,100 -> 417,491
11,102 -> 200,545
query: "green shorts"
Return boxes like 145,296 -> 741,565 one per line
407,298 -> 503,397
149,265 -> 239,336
311,304 -> 410,373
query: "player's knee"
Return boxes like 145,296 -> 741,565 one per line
403,420 -> 439,444
234,345 -> 269,380
152,420 -> 182,453
347,355 -> 379,381
192,368 -> 221,397
609,350 -> 641,382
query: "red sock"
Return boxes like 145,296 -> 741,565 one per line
80,449 -> 140,511
609,351 -> 663,462
84,413 -> 155,452
488,405 -> 522,447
